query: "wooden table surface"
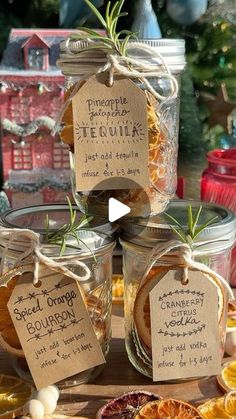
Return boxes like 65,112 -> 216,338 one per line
59,304 -> 226,417
0,304 -> 227,418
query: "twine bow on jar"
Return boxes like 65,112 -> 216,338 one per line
96,42 -> 179,100
141,239 -> 234,301
132,238 -> 234,369
53,39 -> 179,136
63,37 -> 178,98
0,227 -> 91,286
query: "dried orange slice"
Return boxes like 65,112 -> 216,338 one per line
227,301 -> 236,328
61,103 -> 73,125
198,397 -> 229,418
134,399 -> 203,418
86,292 -> 106,344
0,271 -> 24,357
227,317 -> 236,328
199,393 -> 236,418
224,392 -> 236,416
51,416 -> 88,419
133,266 -> 225,351
147,103 -> 159,130
0,374 -> 32,418
133,266 -> 173,349
60,125 -> 74,145
96,390 -> 161,419
60,80 -> 87,146
228,301 -> 236,317
112,274 -> 124,304
217,360 -> 236,392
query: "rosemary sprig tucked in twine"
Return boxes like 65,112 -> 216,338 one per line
45,197 -> 95,258
165,204 -> 218,250
133,205 -> 230,367
61,0 -> 178,101
70,0 -> 137,56
164,204 -> 219,285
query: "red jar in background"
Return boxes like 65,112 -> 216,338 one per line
201,148 -> 236,287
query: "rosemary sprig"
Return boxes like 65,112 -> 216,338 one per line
70,0 -> 137,56
45,197 -> 95,259
165,204 -> 218,248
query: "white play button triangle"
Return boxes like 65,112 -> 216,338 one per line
108,198 -> 131,222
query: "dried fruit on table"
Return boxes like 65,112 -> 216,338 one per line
224,393 -> 236,417
96,390 -> 161,419
199,393 -> 236,418
0,274 -> 24,357
112,274 -> 124,304
134,399 -> 203,419
0,374 -> 32,418
217,360 -> 236,392
147,103 -> 159,130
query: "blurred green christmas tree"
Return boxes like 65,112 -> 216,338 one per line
153,1 -> 236,153
0,0 -> 59,57
59,0 -> 236,153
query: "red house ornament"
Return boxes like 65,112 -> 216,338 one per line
0,29 -> 74,208
22,33 -> 50,72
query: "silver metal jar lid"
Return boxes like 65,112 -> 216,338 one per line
128,39 -> 186,71
121,200 -> 236,253
58,37 -> 186,75
0,204 -> 116,254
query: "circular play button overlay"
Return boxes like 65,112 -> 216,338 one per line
86,177 -> 152,237
108,198 -> 131,222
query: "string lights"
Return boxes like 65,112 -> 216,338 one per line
0,81 -> 64,94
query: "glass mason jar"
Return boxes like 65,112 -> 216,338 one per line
0,204 -> 116,387
58,39 -> 186,217
201,148 -> 236,287
120,200 -> 236,380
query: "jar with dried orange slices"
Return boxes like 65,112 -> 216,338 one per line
120,200 -> 236,380
57,35 -> 185,217
0,204 -> 116,387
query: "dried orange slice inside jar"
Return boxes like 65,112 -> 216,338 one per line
0,204 -> 116,388
57,38 -> 186,217
133,266 -> 225,352
120,200 -> 236,380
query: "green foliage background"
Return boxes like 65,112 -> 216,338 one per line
0,0 -> 59,57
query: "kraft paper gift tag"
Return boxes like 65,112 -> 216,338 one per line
8,264 -> 105,389
150,269 -> 222,382
72,74 -> 149,191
